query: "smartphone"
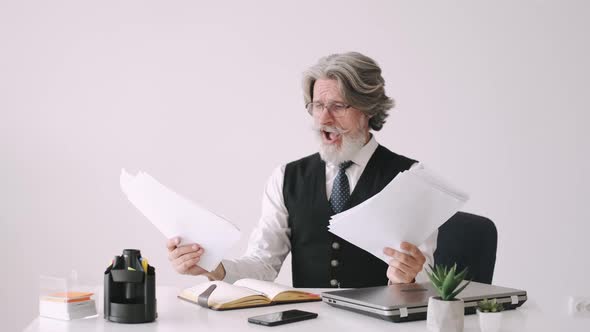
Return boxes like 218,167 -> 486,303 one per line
247,309 -> 318,326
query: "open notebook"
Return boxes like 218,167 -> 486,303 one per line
178,278 -> 321,310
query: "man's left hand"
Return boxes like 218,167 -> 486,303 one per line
383,242 -> 426,284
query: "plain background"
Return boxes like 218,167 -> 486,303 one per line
1,1 -> 589,330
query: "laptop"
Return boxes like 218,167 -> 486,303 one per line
321,281 -> 527,322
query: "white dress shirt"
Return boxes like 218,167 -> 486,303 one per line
222,136 -> 438,284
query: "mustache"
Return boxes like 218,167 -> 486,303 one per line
313,124 -> 351,135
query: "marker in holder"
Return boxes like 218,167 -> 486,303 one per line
104,249 -> 157,323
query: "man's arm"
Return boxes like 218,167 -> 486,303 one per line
220,165 -> 292,283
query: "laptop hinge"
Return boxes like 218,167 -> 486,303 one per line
399,307 -> 408,318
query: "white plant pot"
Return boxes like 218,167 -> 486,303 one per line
426,296 -> 464,332
478,310 -> 503,332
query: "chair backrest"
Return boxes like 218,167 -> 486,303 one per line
434,212 -> 497,284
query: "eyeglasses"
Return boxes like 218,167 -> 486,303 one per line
306,101 -> 352,118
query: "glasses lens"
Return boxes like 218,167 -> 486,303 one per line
307,102 -> 321,115
307,102 -> 348,117
329,103 -> 348,117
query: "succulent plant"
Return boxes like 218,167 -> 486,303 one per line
426,263 -> 471,301
477,298 -> 504,312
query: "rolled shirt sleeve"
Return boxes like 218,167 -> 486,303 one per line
222,165 -> 291,284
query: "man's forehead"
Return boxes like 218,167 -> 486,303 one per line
313,79 -> 342,100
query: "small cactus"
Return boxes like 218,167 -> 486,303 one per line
426,263 -> 471,301
477,298 -> 504,312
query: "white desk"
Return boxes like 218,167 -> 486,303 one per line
24,287 -> 588,331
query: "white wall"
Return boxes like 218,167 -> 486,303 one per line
1,1 -> 589,330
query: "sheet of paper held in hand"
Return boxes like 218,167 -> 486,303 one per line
120,169 -> 241,271
328,164 -> 469,263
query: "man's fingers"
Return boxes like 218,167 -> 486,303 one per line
174,249 -> 205,271
176,257 -> 201,273
383,247 -> 396,257
166,237 -> 207,276
387,267 -> 413,283
166,237 -> 181,251
168,243 -> 202,261
383,247 -> 418,266
400,242 -> 421,257
400,242 -> 424,257
400,242 -> 426,265
385,243 -> 427,284
388,258 -> 416,275
389,259 -> 413,274
173,250 -> 204,267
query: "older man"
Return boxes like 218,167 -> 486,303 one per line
166,52 -> 437,288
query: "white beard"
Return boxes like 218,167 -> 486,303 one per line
314,125 -> 367,165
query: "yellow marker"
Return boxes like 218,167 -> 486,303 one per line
141,258 -> 148,273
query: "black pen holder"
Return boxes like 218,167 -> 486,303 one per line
104,249 -> 157,323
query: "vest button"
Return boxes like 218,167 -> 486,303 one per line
330,279 -> 338,287
332,242 -> 340,250
330,259 -> 339,267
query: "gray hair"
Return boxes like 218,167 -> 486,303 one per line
302,52 -> 394,131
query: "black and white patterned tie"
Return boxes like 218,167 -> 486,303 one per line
329,161 -> 354,214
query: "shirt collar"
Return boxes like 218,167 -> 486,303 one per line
351,134 -> 378,168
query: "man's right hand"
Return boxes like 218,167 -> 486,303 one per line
166,237 -> 226,280
167,237 -> 207,276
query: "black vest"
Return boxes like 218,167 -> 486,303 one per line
283,145 -> 416,288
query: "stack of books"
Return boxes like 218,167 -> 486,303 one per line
39,291 -> 97,320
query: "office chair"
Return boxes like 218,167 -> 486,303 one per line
433,212 -> 497,284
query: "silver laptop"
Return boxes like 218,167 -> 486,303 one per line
321,281 -> 527,322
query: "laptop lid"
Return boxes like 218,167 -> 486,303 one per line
321,281 -> 527,311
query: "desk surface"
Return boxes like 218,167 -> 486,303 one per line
24,286 -> 589,332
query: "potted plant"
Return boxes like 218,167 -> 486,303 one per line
477,298 -> 504,332
426,264 -> 471,332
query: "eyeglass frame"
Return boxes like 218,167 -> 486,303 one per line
305,101 -> 353,118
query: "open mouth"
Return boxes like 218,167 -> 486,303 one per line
322,130 -> 342,144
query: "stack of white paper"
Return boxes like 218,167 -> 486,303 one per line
328,165 -> 469,263
120,169 -> 241,272
39,299 -> 97,320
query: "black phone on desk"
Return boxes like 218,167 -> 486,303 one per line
248,309 -> 318,326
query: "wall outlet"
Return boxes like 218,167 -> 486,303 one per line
569,296 -> 590,317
